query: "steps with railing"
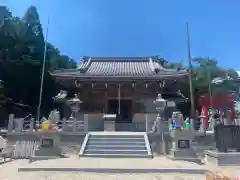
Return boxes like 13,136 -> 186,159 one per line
79,132 -> 152,158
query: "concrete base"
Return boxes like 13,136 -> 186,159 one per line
168,148 -> 197,160
18,167 -> 207,174
205,150 -> 240,166
104,121 -> 115,131
35,147 -> 62,157
29,156 -> 61,163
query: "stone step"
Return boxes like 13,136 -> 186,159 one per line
82,153 -> 151,158
79,132 -> 152,158
87,141 -> 145,146
88,138 -> 145,143
86,145 -> 147,150
84,149 -> 149,155
89,135 -> 144,139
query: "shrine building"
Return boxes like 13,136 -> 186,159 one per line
50,56 -> 189,131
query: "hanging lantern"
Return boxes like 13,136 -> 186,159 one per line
145,83 -> 148,88
105,83 -> 108,88
132,83 -> 135,88
92,83 -> 95,88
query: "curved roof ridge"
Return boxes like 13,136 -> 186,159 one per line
89,56 -> 150,62
77,57 -> 92,72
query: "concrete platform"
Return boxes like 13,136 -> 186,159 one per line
205,150 -> 240,166
18,156 -> 218,174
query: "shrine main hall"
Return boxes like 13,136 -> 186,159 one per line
50,56 -> 188,131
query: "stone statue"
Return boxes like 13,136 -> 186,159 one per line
48,109 -> 60,125
171,111 -> 184,129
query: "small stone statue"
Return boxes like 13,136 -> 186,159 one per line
171,111 -> 184,130
199,110 -> 206,133
48,109 -> 60,125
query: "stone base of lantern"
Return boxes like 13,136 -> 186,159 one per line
30,132 -> 63,162
167,129 -> 197,160
168,148 -> 197,160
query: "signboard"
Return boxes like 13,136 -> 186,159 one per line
178,140 -> 190,149
41,138 -> 54,148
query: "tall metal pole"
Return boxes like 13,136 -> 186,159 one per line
36,16 -> 50,123
186,22 -> 195,118
207,59 -> 213,109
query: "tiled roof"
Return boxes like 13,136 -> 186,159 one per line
50,57 -> 188,79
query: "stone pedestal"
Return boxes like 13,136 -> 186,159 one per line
168,129 -> 197,160
103,114 -> 116,131
205,150 -> 240,166
31,132 -> 62,161
104,121 -> 115,131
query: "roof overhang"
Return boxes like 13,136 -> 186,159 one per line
51,73 -> 188,82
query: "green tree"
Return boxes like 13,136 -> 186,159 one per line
192,57 -> 239,97
0,5 -> 76,120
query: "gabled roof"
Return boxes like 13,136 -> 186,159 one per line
50,56 -> 188,81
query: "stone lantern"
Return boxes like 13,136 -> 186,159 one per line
67,94 -> 82,117
152,94 -> 167,132
153,93 -> 167,117
65,94 -> 83,132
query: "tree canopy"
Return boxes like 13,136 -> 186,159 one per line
0,5 -> 239,123
0,5 -> 76,121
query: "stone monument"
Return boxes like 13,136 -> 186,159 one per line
204,125 -> 240,166
34,132 -> 61,157
168,129 -> 197,160
31,111 -> 63,161
168,112 -> 197,160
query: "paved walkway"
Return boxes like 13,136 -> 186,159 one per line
0,155 -> 239,180
19,155 -> 217,173
0,159 -> 206,180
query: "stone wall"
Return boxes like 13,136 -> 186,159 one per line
6,133 -> 215,157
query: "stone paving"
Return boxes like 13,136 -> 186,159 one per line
0,155 -> 239,180
0,159 -> 204,180
20,155 -> 206,170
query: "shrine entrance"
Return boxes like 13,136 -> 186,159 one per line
107,99 -> 132,123
107,99 -> 132,131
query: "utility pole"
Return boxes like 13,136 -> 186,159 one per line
207,58 -> 213,109
36,16 -> 50,124
186,22 -> 195,118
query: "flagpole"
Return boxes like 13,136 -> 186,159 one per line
186,22 -> 195,118
36,16 -> 50,124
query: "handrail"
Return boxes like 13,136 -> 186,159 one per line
22,114 -> 33,130
23,114 -> 32,121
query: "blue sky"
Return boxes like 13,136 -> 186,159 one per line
2,0 -> 240,69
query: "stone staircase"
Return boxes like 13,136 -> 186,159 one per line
79,132 -> 152,158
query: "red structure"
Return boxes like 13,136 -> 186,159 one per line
198,94 -> 236,128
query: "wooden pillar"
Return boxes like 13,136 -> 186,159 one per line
105,83 -> 108,114
118,84 -> 121,114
